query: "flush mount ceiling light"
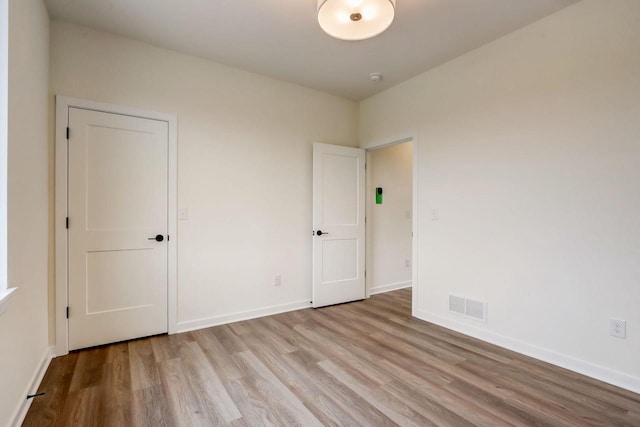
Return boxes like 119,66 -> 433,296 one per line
317,0 -> 396,41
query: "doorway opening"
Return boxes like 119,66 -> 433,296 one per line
365,139 -> 414,299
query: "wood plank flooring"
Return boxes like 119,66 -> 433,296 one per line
23,289 -> 640,426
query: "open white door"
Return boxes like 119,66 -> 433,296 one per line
312,143 -> 366,308
68,107 -> 168,350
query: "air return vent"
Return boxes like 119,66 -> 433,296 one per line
448,295 -> 487,322
448,295 -> 465,314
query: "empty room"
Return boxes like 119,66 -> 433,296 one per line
1,0 -> 639,425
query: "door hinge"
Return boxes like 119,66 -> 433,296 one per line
66,127 -> 70,140
66,306 -> 69,319
66,217 -> 69,229
167,234 -> 170,242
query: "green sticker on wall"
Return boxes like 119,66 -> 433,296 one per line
376,187 -> 383,204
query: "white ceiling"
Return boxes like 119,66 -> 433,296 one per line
44,0 -> 579,100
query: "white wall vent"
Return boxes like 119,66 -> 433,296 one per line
466,299 -> 487,322
449,295 -> 487,322
448,295 -> 465,314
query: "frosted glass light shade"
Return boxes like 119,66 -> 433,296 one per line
317,0 -> 396,41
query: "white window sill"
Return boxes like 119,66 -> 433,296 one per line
0,287 -> 17,316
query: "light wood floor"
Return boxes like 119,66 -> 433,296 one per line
23,289 -> 640,426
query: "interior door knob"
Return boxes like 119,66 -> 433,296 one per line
148,234 -> 164,242
316,230 -> 329,236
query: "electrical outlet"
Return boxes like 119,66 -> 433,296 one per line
609,318 -> 626,339
273,274 -> 282,287
405,259 -> 411,268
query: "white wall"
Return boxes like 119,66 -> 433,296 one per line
0,0 -> 50,425
360,0 -> 640,391
0,0 -> 7,289
49,21 -> 358,335
366,142 -> 412,294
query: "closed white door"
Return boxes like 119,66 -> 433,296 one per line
312,142 -> 366,308
68,107 -> 168,350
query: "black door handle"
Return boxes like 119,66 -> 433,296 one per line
316,230 -> 329,236
148,234 -> 164,242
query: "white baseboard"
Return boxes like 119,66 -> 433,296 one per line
414,309 -> 640,395
176,299 -> 312,333
10,346 -> 54,427
370,281 -> 412,296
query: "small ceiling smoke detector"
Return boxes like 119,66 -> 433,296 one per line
369,72 -> 383,82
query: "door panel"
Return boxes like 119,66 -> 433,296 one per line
68,107 -> 168,350
321,239 -> 358,282
86,126 -> 155,230
322,154 -> 359,225
86,250 -> 154,314
313,143 -> 365,308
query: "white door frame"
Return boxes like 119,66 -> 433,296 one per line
54,96 -> 178,356
363,132 -> 419,317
